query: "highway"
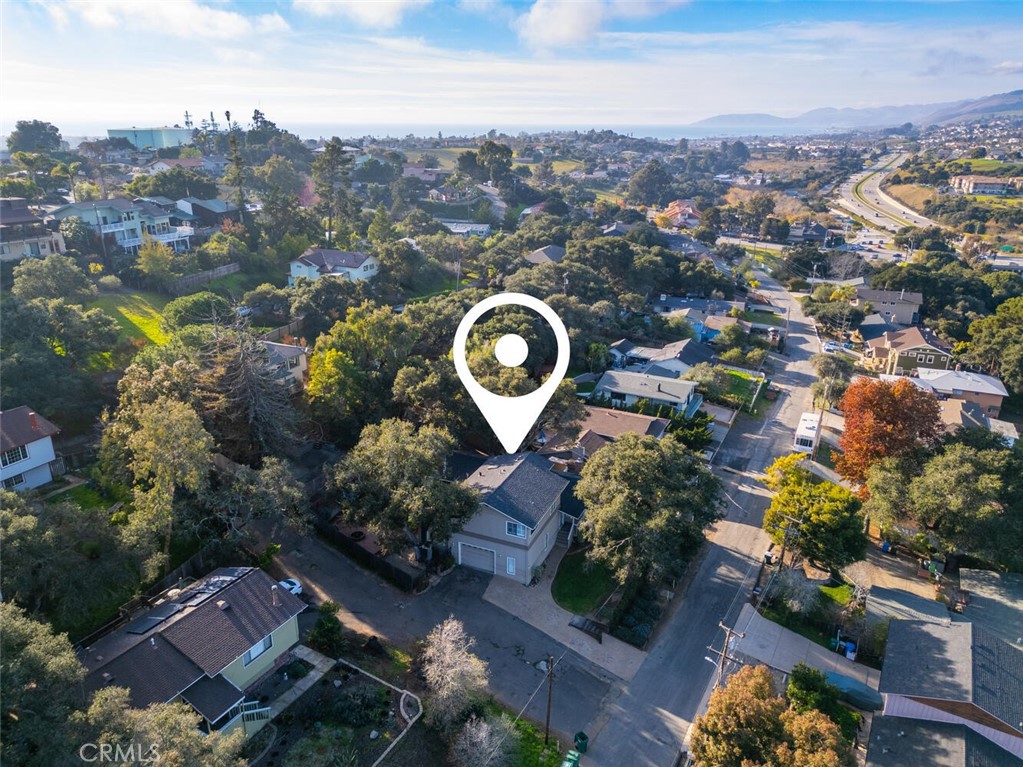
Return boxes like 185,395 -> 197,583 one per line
834,153 -> 937,233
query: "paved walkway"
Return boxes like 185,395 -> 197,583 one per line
731,604 -> 881,688
483,546 -> 646,682
269,644 -> 336,717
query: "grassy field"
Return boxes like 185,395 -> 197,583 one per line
885,183 -> 936,213
744,310 -> 785,327
204,269 -> 282,298
551,159 -> 583,174
947,158 -> 1015,173
551,551 -> 617,615
967,194 -> 1023,209
88,291 -> 169,345
586,186 -> 622,204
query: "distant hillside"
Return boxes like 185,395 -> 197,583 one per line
689,90 -> 1023,131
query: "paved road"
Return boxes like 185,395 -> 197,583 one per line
835,153 -> 937,233
265,527 -> 612,745
582,273 -> 821,767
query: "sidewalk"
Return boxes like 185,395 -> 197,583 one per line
269,644 -> 336,717
483,546 -> 646,682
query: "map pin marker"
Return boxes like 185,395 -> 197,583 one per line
453,292 -> 570,454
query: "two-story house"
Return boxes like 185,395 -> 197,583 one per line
51,199 -> 193,255
0,407 -> 62,491
288,247 -> 379,286
593,370 -> 703,417
853,288 -> 923,326
451,453 -> 569,585
911,368 -> 1008,417
865,326 -> 953,375
0,198 -> 66,262
80,567 -> 305,739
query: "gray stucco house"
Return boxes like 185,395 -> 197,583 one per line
450,453 -> 569,585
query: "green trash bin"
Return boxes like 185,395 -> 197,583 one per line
575,732 -> 589,753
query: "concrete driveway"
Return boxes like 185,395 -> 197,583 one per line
267,526 -> 611,746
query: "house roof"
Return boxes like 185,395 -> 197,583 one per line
559,479 -> 586,521
577,429 -> 611,456
161,568 -> 305,676
148,158 -> 203,169
959,569 -> 1023,651
858,313 -> 900,342
879,621 -> 1023,735
180,674 -> 245,724
866,718 -> 1023,767
868,326 -> 952,354
866,586 -> 951,626
82,636 -> 203,710
914,368 -> 1008,398
464,453 -> 569,529
0,198 -> 43,225
295,247 -> 372,272
262,341 -> 306,367
594,370 -> 698,406
611,338 -> 714,368
524,244 -> 566,265
579,406 -> 669,440
0,406 -> 60,451
856,288 -> 924,306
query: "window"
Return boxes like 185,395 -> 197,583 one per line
506,522 -> 526,539
3,474 -> 25,489
2,445 -> 28,467
926,356 -> 934,364
506,557 -> 516,576
242,634 -> 273,666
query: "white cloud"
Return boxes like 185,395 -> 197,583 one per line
50,0 -> 288,40
514,0 -> 606,49
293,0 -> 431,28
993,60 -> 1023,75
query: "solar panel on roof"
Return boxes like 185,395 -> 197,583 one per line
125,617 -> 163,635
148,603 -> 183,620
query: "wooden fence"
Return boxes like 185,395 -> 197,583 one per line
262,317 -> 305,342
170,262 -> 240,295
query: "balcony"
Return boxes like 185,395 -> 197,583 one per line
120,227 -> 193,250
100,221 -> 127,233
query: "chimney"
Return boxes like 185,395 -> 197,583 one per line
900,289 -> 905,301
149,637 -> 157,650
216,600 -> 230,611
272,584 -> 280,607
29,411 -> 37,430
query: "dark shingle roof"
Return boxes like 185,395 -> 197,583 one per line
464,453 -> 569,529
0,406 -> 60,451
181,674 -> 244,723
880,621 -> 1023,735
297,247 -> 371,272
161,569 -> 305,676
524,245 -> 566,265
866,718 -> 1023,767
83,637 -> 202,709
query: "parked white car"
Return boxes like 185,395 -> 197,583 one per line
278,578 -> 302,596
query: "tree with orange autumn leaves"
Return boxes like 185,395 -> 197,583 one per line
836,378 -> 942,488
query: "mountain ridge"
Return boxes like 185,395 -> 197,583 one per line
690,90 -> 1023,130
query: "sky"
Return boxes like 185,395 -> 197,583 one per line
2,0 -> 1021,139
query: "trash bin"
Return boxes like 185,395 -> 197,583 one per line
574,732 -> 589,753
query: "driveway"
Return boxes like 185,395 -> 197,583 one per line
266,526 -> 611,745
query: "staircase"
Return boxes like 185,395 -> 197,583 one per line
556,520 -> 575,548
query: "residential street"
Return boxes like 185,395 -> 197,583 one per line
266,272 -> 821,766
581,273 -> 821,767
266,525 -> 612,746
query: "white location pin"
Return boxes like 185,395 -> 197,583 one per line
453,292 -> 570,454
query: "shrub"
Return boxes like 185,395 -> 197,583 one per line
98,275 -> 122,291
308,601 -> 346,657
332,684 -> 389,727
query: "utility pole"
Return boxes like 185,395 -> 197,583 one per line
544,654 -> 554,745
707,621 -> 745,688
773,514 -> 805,571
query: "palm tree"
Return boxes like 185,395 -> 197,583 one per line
50,161 -> 82,203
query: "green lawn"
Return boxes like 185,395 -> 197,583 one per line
404,147 -> 475,170
816,442 -> 841,470
88,291 -> 169,345
820,581 -> 855,608
204,269 -> 282,298
948,158 -> 1014,173
551,551 -> 617,615
744,310 -> 786,327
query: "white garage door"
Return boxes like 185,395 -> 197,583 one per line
458,542 -> 496,574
